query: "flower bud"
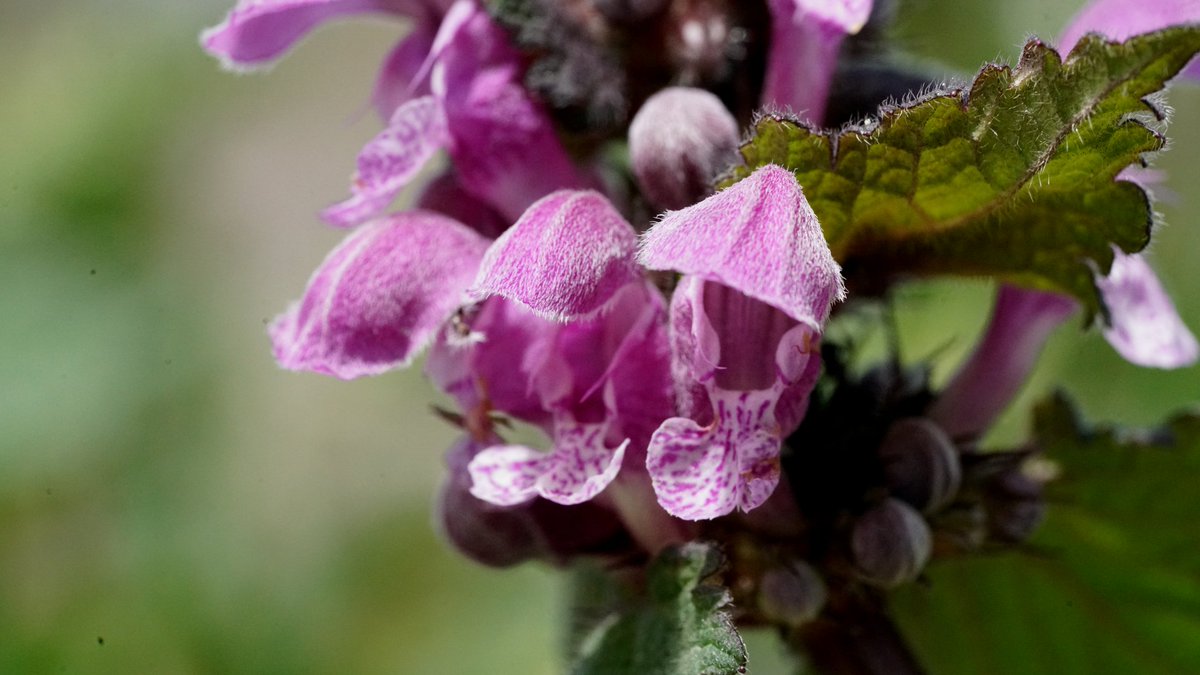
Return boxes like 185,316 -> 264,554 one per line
851,498 -> 932,588
757,560 -> 828,626
628,87 -> 739,210
984,469 -> 1045,544
878,417 -> 962,513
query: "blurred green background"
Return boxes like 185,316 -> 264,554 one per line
0,1 -> 1196,673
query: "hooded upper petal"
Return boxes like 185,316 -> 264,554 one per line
762,0 -> 873,123
270,210 -> 489,379
639,164 -> 846,328
1097,250 -> 1199,368
471,191 -> 641,320
202,0 -> 446,69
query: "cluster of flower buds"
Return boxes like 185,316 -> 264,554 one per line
203,0 -> 1198,625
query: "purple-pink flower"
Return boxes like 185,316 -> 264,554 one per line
639,164 -> 845,520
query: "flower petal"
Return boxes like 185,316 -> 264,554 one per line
414,172 -> 508,238
321,95 -> 450,228
469,424 -> 628,506
202,0 -> 438,69
472,191 -> 641,320
467,443 -> 547,506
646,389 -> 783,520
437,436 -> 632,566
640,164 -> 845,328
762,0 -> 873,123
929,285 -> 1079,439
433,7 -> 590,220
1097,250 -> 1199,368
270,210 -> 489,378
371,24 -> 436,120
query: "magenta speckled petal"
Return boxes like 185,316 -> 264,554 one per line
371,24 -> 436,119
469,424 -> 628,506
1098,250 -> 1199,368
202,0 -> 434,69
646,389 -> 783,520
762,0 -> 873,122
270,210 -> 489,379
1061,0 -> 1200,79
321,95 -> 449,228
472,191 -> 640,319
639,164 -> 845,329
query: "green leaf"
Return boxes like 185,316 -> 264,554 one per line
892,393 -> 1200,674
568,543 -> 748,675
730,27 -> 1200,317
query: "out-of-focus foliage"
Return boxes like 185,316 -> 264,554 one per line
0,1 -> 1196,674
893,393 -> 1200,674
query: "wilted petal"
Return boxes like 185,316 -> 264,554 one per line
270,210 -> 489,379
202,0 -> 437,69
647,390 -> 783,520
322,95 -> 449,227
1060,0 -> 1200,78
1097,250 -> 1199,368
472,191 -> 641,319
763,0 -> 873,123
469,423 -> 628,506
640,164 -> 845,328
628,87 -> 740,210
372,24 -> 436,119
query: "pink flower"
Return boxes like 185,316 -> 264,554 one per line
639,164 -> 845,520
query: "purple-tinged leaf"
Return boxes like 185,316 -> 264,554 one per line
1060,0 -> 1200,78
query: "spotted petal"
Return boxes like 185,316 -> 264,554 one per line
270,210 -> 489,379
646,390 -> 783,520
472,191 -> 641,320
469,423 -> 629,506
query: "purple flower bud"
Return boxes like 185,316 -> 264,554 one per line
850,498 -> 932,588
628,87 -> 740,210
758,560 -> 828,626
878,418 -> 962,514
